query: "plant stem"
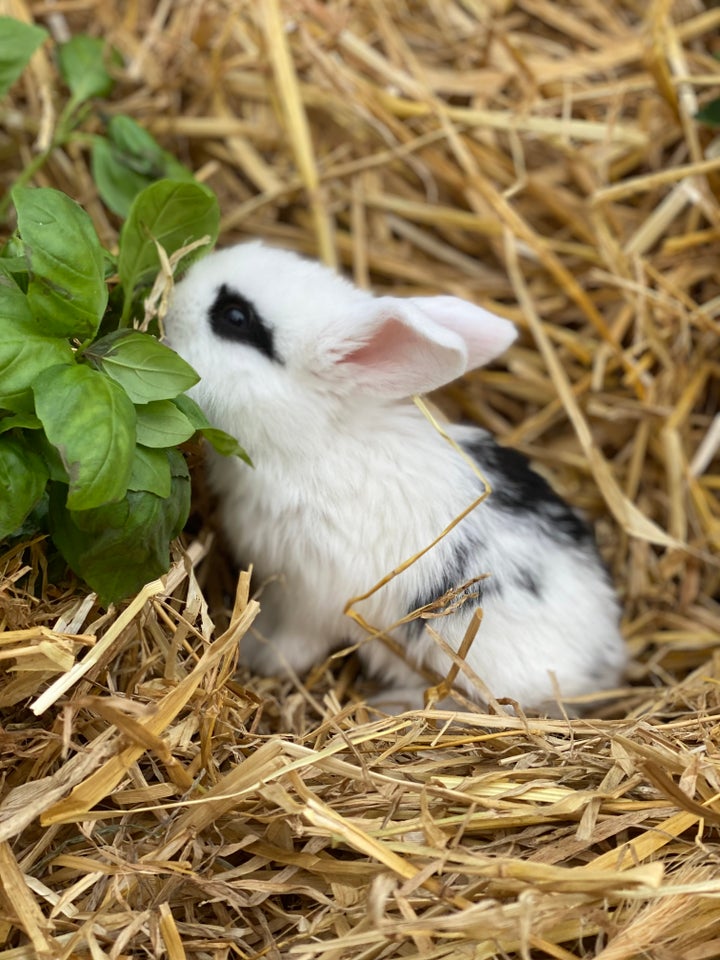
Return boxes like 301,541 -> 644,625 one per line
74,337 -> 94,359
0,103 -> 82,222
0,148 -> 53,221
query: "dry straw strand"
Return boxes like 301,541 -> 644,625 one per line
0,1 -> 719,958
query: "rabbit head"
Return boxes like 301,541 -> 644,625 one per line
165,241 -> 516,455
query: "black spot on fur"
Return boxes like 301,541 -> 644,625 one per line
406,540 -> 491,638
209,284 -> 281,362
462,436 -> 593,545
514,568 -> 541,597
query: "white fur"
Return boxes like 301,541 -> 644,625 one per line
164,241 -> 626,711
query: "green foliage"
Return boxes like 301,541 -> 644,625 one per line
84,331 -> 199,402
92,116 -> 195,217
135,401 -> 195,448
173,394 -> 252,464
0,284 -> 75,410
14,185 -> 108,339
32,363 -> 137,510
0,17 -> 48,98
695,98 -> 720,128
128,446 -> 173,498
0,434 -> 48,537
118,179 -> 219,320
0,19 -> 249,604
57,34 -> 116,108
48,452 -> 191,606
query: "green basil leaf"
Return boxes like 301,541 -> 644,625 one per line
0,282 -> 75,409
0,433 -> 48,539
32,364 -> 136,509
91,116 -> 194,217
166,449 -> 191,537
85,329 -> 199,401
170,394 -> 251,462
108,116 -> 194,180
48,460 -> 190,603
200,427 -> 252,463
0,257 -> 29,290
25,430 -> 70,482
57,34 -> 116,106
170,393 -> 210,429
13,186 -> 108,339
9,491 -> 49,540
0,412 -> 42,433
0,17 -> 48,98
118,179 -> 219,312
135,399 -> 195,448
91,136 -> 156,220
128,445 -> 172,497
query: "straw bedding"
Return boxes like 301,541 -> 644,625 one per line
1,0 -> 720,957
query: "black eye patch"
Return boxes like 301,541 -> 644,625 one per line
208,284 -> 281,363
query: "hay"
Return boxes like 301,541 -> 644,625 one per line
1,0 -> 720,956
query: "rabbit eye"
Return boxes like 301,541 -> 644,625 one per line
209,283 -> 281,363
222,300 -> 255,327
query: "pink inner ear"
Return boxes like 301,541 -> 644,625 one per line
329,306 -> 467,398
338,318 -> 414,368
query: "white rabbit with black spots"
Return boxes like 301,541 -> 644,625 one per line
164,241 -> 626,712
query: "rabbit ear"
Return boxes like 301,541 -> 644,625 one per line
324,295 -> 515,399
327,297 -> 467,398
408,296 -> 517,370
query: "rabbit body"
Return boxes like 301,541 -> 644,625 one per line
165,241 -> 626,710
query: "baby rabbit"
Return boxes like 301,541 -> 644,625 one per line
164,241 -> 626,711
